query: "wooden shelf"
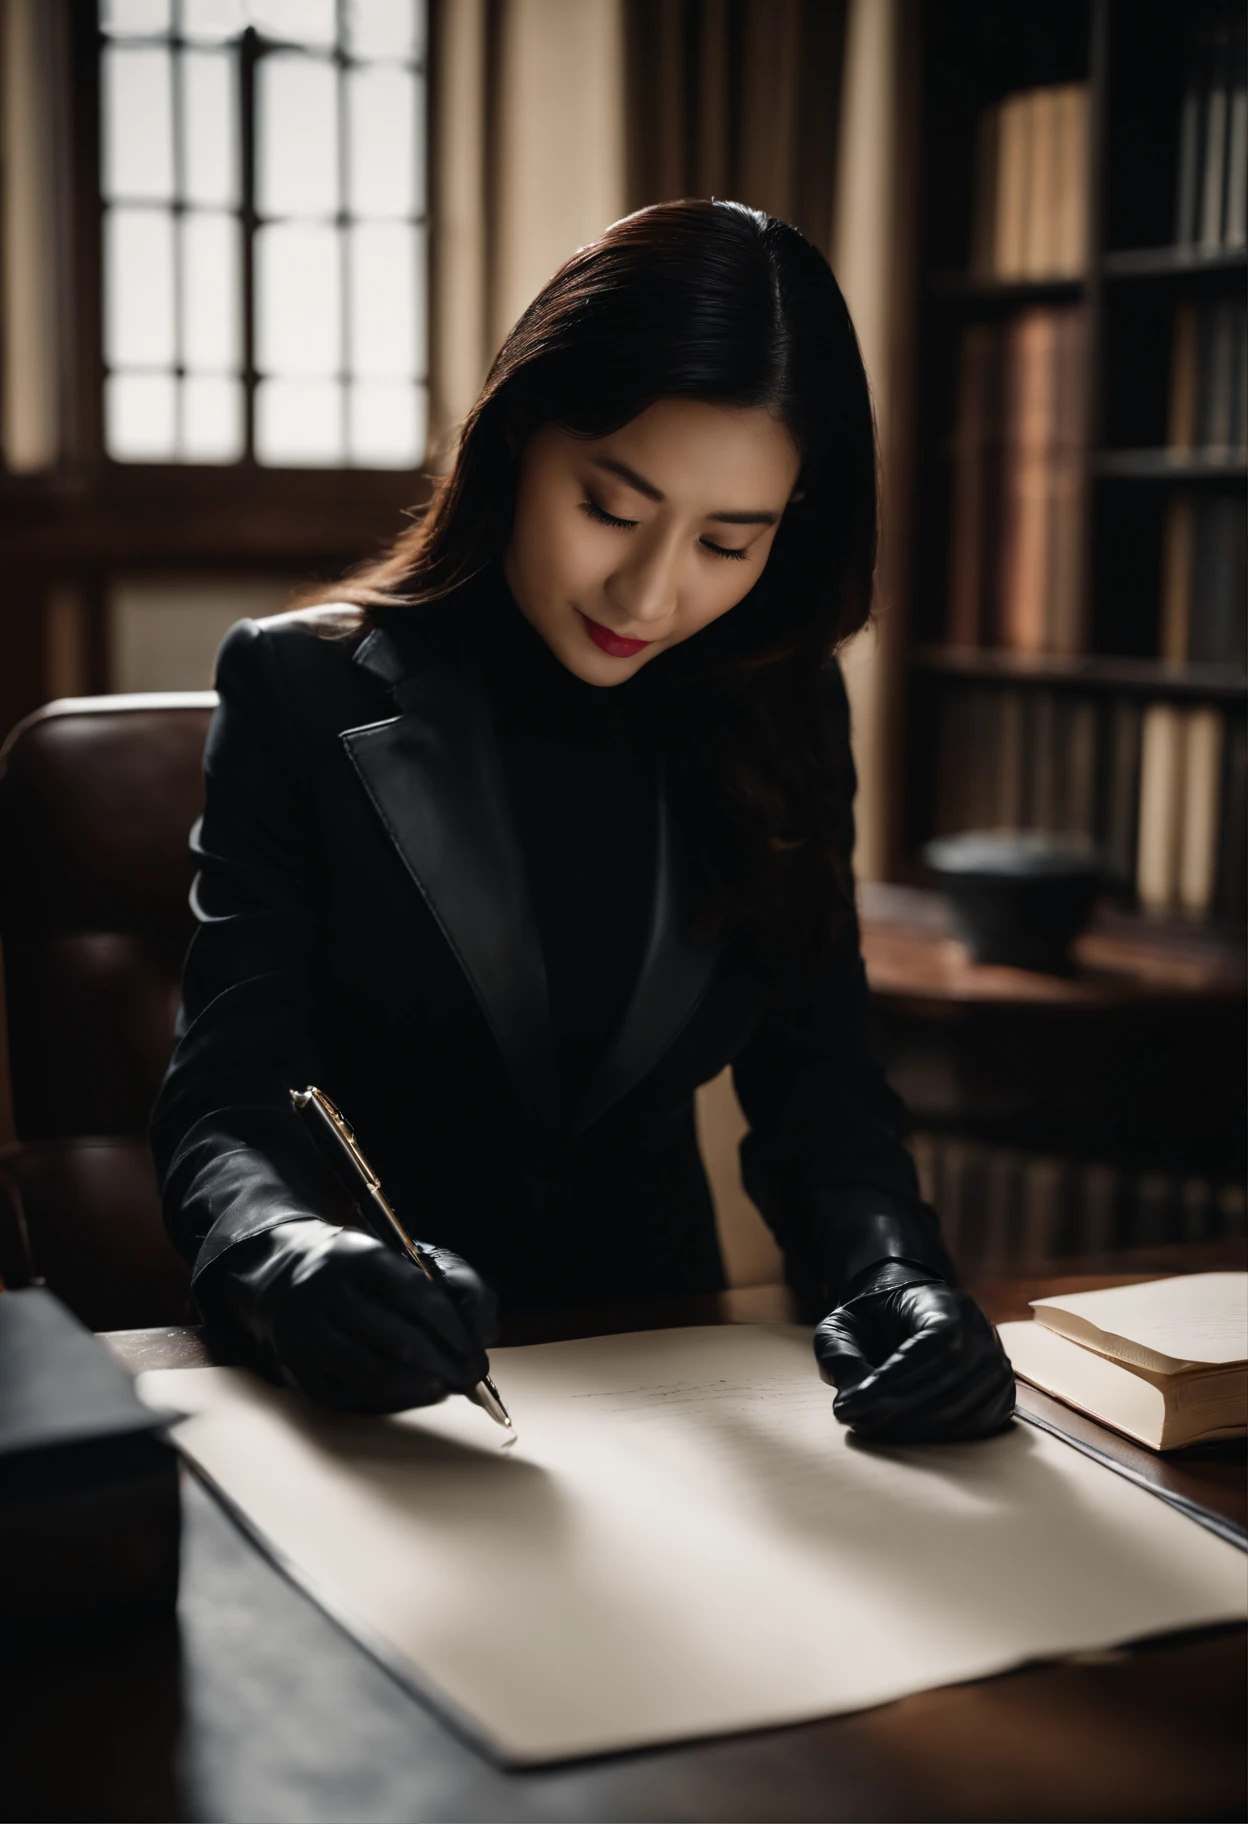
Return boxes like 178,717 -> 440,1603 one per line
927,271 -> 1087,307
903,3 -> 1246,940
1102,245 -> 1248,280
860,883 -> 1247,1007
909,646 -> 1248,701
920,245 -> 1247,306
1094,449 -> 1248,481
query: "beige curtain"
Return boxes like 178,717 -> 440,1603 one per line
428,0 -> 628,456
623,0 -> 846,252
1,0 -> 69,472
832,0 -> 920,886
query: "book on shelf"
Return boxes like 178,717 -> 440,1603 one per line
1167,303 -> 1200,453
1169,296 -> 1247,457
1227,38 -> 1248,249
912,1133 -> 1247,1278
947,306 -> 1086,655
932,685 -> 1243,922
1197,299 -> 1246,450
1047,309 -> 1086,654
1136,703 -> 1186,911
1158,303 -> 1245,666
1216,717 -> 1247,922
1105,697 -> 1144,888
1029,689 -> 1060,827
1158,497 -> 1196,664
1179,707 -> 1226,913
972,83 -> 1089,281
1200,16 -> 1230,250
1160,493 -> 1247,668
1021,1156 -> 1065,1272
999,311 -> 1057,651
1136,702 -> 1226,916
947,322 -> 1004,646
1175,2 -> 1248,252
1190,494 -> 1247,665
1000,1273 -> 1248,1451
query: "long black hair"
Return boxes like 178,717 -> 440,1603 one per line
330,199 -> 878,956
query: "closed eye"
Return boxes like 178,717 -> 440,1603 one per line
580,497 -> 637,530
582,495 -> 749,560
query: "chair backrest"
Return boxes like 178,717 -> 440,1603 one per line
0,693 -> 217,1140
0,694 -> 216,1328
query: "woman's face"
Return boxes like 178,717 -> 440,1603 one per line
502,396 -> 802,686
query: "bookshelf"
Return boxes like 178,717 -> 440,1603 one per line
903,0 -> 1247,933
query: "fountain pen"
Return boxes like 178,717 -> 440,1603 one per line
289,1085 -> 513,1433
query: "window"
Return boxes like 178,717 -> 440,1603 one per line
99,0 -> 428,468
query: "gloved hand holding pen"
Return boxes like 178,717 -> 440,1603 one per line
220,1219 -> 498,1415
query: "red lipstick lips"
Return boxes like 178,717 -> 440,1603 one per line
578,611 -> 652,659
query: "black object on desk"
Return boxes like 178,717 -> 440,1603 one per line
0,1287 -> 180,1630
922,832 -> 1106,973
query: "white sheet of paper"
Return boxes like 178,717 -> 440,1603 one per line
140,1325 -> 1248,1764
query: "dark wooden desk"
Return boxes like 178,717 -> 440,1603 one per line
5,1250 -> 1244,1823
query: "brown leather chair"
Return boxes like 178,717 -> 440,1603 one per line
0,692 -> 217,1331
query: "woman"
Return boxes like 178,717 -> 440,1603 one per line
151,200 -> 1014,1442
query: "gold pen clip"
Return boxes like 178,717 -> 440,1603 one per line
294,1085 -> 381,1189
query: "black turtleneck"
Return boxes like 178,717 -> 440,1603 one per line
466,582 -> 658,1108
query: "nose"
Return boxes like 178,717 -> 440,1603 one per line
606,533 -> 680,628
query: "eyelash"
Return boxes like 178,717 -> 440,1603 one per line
579,497 -> 749,561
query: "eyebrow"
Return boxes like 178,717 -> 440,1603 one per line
591,457 -> 779,526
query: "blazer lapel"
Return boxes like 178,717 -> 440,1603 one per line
571,755 -> 720,1137
341,627 -> 561,1131
342,622 -> 720,1141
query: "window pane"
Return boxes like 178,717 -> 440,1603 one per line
100,0 -> 171,36
257,53 -> 338,218
182,212 -> 241,371
347,64 -> 420,219
256,378 -> 343,464
250,0 -> 337,50
182,47 -> 238,207
102,46 -> 173,201
348,221 -> 421,378
181,0 -> 247,41
107,372 -> 176,460
181,375 -> 244,461
348,379 -> 424,467
256,221 -> 341,375
105,208 -> 176,367
346,0 -> 423,63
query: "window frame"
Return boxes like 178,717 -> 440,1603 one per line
0,0 -> 434,571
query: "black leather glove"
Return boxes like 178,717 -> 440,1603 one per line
216,1219 -> 499,1413
814,1260 -> 1015,1442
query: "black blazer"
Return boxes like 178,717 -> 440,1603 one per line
150,606 -> 951,1322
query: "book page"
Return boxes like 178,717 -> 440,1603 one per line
1032,1272 -> 1248,1372
1001,1319 -> 1247,1450
140,1325 -> 1247,1765
1002,1319 -> 1170,1447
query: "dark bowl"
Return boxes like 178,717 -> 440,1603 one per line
921,831 -> 1108,974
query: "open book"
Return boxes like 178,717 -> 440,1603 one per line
999,1273 -> 1248,1451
